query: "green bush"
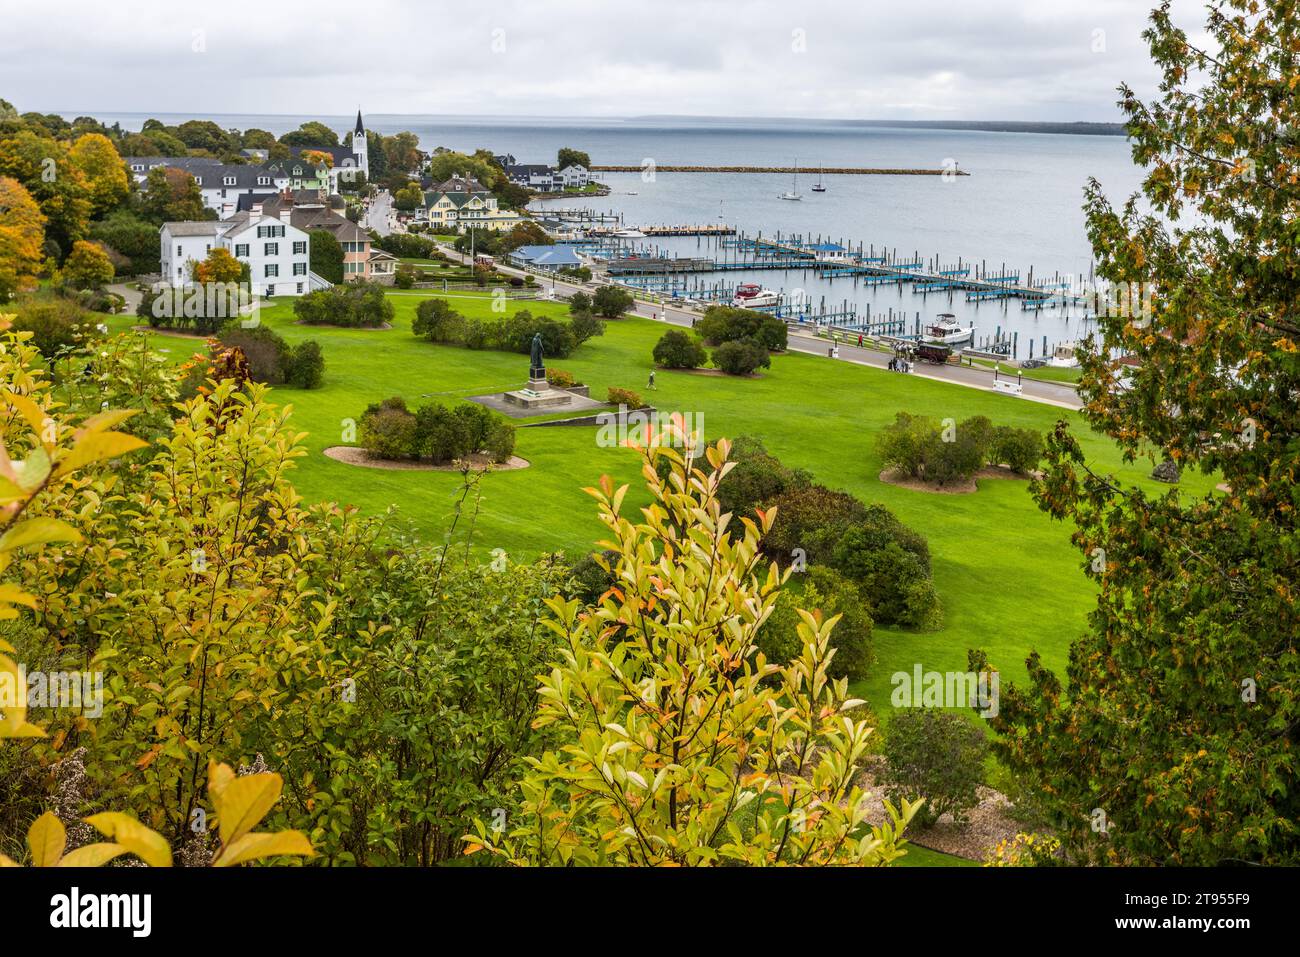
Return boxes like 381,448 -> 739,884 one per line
591,285 -> 635,318
831,537 -> 941,629
294,281 -> 394,328
712,338 -> 771,376
288,340 -> 325,389
9,298 -> 102,360
412,298 -> 465,342
218,325 -> 293,384
359,399 -> 421,460
393,265 -> 418,289
715,435 -> 810,522
359,397 -> 514,464
568,292 -> 591,315
762,483 -> 869,563
566,549 -> 620,604
881,710 -> 988,829
877,411 -> 992,487
89,211 -> 160,276
990,425 -> 1043,474
373,233 -> 437,258
569,311 -> 605,345
697,305 -> 787,351
757,566 -> 873,681
652,329 -> 708,369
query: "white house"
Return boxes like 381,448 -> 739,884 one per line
504,163 -> 558,192
557,164 -> 590,188
128,157 -> 279,219
160,202 -> 314,297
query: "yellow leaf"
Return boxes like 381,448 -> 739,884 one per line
0,584 -> 38,609
58,842 -> 129,867
28,811 -> 66,867
84,812 -> 172,867
211,771 -> 281,844
0,517 -> 82,553
53,431 -> 149,478
2,391 -> 51,446
212,830 -> 314,867
0,852 -> 17,867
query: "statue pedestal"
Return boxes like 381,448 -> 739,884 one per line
504,376 -> 573,410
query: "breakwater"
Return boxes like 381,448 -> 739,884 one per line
590,165 -> 969,176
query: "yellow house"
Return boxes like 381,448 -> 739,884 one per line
423,175 -> 525,232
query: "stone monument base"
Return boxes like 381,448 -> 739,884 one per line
503,377 -> 574,410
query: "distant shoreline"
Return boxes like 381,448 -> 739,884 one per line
47,110 -> 1127,138
590,165 -> 972,175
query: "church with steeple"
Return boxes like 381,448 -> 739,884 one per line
348,109 -> 369,180
285,109 -> 371,193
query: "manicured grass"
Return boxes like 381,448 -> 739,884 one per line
897,844 -> 979,867
102,290 -> 1218,724
968,356 -> 1083,384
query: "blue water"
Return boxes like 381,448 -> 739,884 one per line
85,112 -> 1145,351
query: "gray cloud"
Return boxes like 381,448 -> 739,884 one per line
2,0 -> 1210,120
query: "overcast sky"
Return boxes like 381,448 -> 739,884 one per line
3,0 -> 1209,121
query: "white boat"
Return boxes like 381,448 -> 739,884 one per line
922,313 -> 974,345
732,282 -> 780,309
811,165 -> 827,192
1049,341 -> 1080,367
778,160 -> 802,200
613,228 -> 646,239
626,190 -> 638,195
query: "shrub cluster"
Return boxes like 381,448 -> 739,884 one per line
878,412 -> 1044,486
411,300 -> 601,359
606,386 -> 646,409
712,338 -> 771,376
546,368 -> 581,388
697,304 -> 788,351
294,281 -> 394,328
715,436 -> 940,630
217,325 -> 325,389
358,396 -> 515,464
9,298 -> 105,359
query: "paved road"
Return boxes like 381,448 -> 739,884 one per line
366,190 -> 394,236
441,246 -> 1083,411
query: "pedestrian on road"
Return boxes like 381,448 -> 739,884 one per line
858,334 -> 863,346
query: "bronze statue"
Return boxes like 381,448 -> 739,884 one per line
530,332 -> 545,379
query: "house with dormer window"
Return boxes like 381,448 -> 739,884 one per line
126,156 -> 279,219
421,175 -> 524,232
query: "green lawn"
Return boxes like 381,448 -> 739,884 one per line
968,356 -> 1084,384
897,844 -> 979,867
104,289 -> 1218,723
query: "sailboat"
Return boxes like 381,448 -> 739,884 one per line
778,160 -> 802,201
811,165 -> 827,192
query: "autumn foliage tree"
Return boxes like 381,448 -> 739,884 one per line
469,429 -> 918,865
0,175 -> 44,299
977,1 -> 1300,865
